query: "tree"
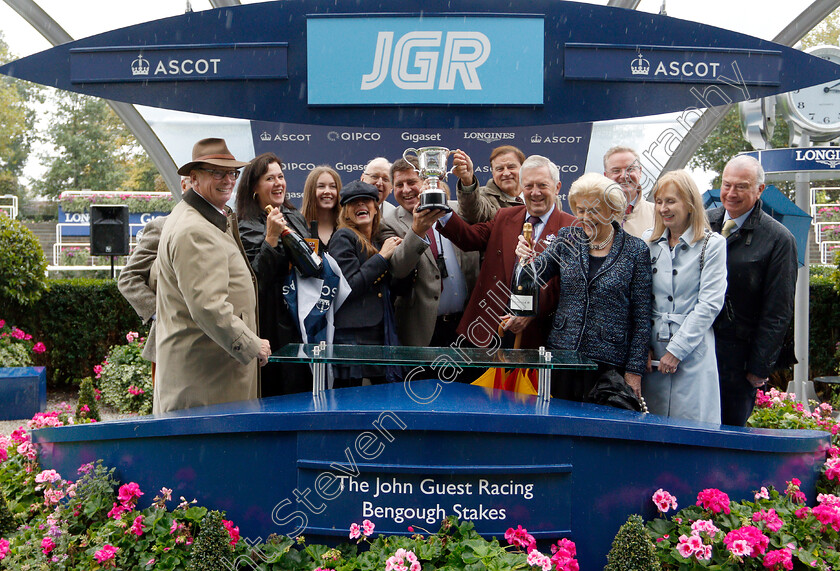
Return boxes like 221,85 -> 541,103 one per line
0,32 -> 39,202
33,91 -> 160,197
690,8 -> 840,189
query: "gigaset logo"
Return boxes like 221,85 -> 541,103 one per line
361,31 -> 491,91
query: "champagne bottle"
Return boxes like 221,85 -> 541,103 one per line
265,205 -> 323,278
509,222 -> 539,317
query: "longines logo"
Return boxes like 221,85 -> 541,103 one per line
327,131 -> 381,142
796,148 -> 840,168
361,31 -> 491,91
463,131 -> 515,144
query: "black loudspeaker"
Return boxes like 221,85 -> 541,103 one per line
90,205 -> 130,256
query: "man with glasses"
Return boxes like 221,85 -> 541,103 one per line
360,157 -> 395,217
153,138 -> 271,413
603,146 -> 655,238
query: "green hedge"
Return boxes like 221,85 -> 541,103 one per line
811,277 -> 840,379
3,279 -> 144,386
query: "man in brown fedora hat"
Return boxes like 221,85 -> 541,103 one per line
152,137 -> 271,413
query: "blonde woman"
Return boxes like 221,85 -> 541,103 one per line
642,170 -> 727,424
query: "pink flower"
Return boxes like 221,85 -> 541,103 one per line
41,536 -> 55,555
755,487 -> 770,501
652,488 -> 678,513
10,427 -> 27,444
78,462 -> 94,475
94,544 -> 118,565
527,549 -> 552,571
0,319 -> 5,329
222,519 -> 240,546
35,469 -> 62,484
696,488 -> 731,514
107,502 -> 127,520
0,538 -> 8,559
81,404 -> 90,412
362,518 -> 375,536
825,456 -> 840,481
386,548 -> 420,571
127,385 -> 145,396
11,327 -> 25,339
785,479 -> 807,504
691,519 -> 719,537
676,539 -> 696,558
549,539 -> 579,571
117,482 -> 143,508
763,548 -> 794,570
349,522 -> 361,539
128,515 -> 144,536
94,388 -> 102,401
724,525 -> 769,558
812,503 -> 840,531
794,506 -> 810,519
752,509 -> 784,532
17,441 -> 37,461
93,364 -> 102,379
126,331 -> 139,343
505,525 -> 536,549
698,545 -> 712,561
32,342 -> 46,354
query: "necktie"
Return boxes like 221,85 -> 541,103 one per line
625,204 -> 634,216
526,215 -> 542,244
426,227 -> 444,291
721,219 -> 737,238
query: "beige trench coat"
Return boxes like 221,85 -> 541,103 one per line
152,191 -> 261,413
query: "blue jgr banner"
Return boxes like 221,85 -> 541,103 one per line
70,43 -> 288,83
250,121 -> 592,211
565,44 -> 782,85
307,16 -> 544,105
742,148 -> 840,173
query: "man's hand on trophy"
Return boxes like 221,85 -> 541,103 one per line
412,206 -> 447,237
451,149 -> 475,187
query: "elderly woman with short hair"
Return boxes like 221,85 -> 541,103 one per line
516,172 -> 652,402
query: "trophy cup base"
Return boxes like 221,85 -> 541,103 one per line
416,190 -> 451,213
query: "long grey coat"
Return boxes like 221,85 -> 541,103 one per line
641,228 -> 727,424
118,215 -> 166,362
152,191 -> 261,413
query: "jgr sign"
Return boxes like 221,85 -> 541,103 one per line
307,16 -> 543,105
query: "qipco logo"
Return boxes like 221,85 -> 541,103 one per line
327,131 -> 381,142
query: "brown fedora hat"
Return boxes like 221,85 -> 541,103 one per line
177,137 -> 250,175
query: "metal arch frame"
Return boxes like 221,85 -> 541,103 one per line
659,0 -> 840,174
3,0 -> 182,198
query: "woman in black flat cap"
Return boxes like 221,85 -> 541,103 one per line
328,181 -> 402,387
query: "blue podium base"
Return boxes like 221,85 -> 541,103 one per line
32,380 -> 830,568
0,367 -> 47,421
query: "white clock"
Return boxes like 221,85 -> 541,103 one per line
781,45 -> 840,143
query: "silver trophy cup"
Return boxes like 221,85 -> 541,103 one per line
403,146 -> 454,212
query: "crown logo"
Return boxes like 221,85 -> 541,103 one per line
260,131 -> 272,142
530,134 -> 542,144
131,54 -> 150,76
630,52 -> 650,76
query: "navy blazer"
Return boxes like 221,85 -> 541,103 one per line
535,223 -> 652,375
329,228 -> 391,330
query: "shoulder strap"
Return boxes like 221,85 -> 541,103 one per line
699,229 -> 712,272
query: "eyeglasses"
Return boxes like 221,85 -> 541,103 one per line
363,173 -> 391,184
607,165 -> 641,177
197,168 -> 240,180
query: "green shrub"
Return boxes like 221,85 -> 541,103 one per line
76,377 -> 101,422
187,510 -> 234,571
0,488 -> 16,536
98,333 -> 152,414
0,320 -> 45,368
0,213 -> 48,305
3,278 -> 144,386
604,514 -> 660,571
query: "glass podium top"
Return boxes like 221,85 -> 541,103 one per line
270,344 -> 597,370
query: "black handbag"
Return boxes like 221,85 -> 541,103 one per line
586,369 -> 644,412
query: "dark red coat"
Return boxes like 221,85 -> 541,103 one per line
437,205 -> 576,348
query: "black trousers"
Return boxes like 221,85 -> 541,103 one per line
715,336 -> 759,427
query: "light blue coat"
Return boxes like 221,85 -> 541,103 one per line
641,227 -> 727,424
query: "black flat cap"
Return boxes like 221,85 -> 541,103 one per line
340,180 -> 380,205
